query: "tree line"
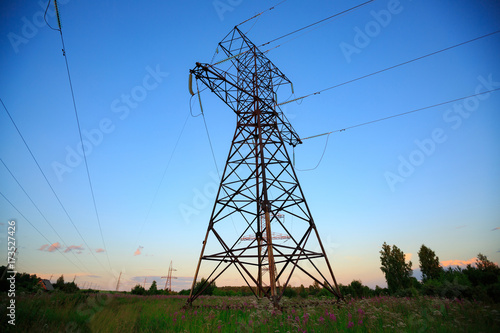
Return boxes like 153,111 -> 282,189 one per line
0,268 -> 93,293
379,242 -> 500,302
172,244 -> 499,303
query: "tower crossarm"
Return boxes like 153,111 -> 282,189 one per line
190,62 -> 302,146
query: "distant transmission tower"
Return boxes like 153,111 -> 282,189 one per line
187,27 -> 342,308
161,261 -> 177,292
115,271 -> 122,292
240,214 -> 290,296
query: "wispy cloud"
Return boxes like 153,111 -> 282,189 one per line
48,243 -> 62,252
39,242 -> 62,252
134,246 -> 144,256
492,227 -> 500,231
441,257 -> 476,267
95,248 -> 105,253
455,225 -> 467,229
64,245 -> 84,254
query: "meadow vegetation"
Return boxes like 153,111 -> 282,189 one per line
1,243 -> 499,332
2,292 -> 500,332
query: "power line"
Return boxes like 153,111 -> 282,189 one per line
210,1 -> 375,66
49,0 -> 112,271
261,0 -> 375,47
0,191 -> 86,273
201,112 -> 221,178
0,97 -> 112,277
0,158 -> 90,273
237,0 -> 288,27
279,29 -> 500,106
294,134 -> 331,172
300,87 -> 500,141
134,113 -> 190,246
195,81 -> 239,236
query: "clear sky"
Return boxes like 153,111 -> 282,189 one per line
1,0 -> 499,292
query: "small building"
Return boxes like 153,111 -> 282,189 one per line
40,279 -> 54,291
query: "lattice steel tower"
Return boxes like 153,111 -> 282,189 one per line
187,27 -> 342,307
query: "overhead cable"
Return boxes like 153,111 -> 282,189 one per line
237,0 -> 288,27
261,0 -> 376,47
1,97 -> 112,277
300,87 -> 500,141
278,29 -> 500,106
0,191 -> 86,273
48,0 -> 113,272
0,158 -> 90,273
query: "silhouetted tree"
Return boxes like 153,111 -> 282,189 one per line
418,244 -> 443,282
55,275 -> 65,290
298,284 -> 307,298
476,253 -> 499,271
194,278 -> 216,295
64,281 -> 79,293
308,281 -> 321,296
149,280 -> 158,295
380,242 -> 413,293
131,284 -> 146,295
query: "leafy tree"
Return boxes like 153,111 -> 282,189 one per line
380,242 -> 413,294
308,281 -> 321,296
64,281 -> 79,293
194,278 -> 216,295
298,284 -> 307,298
476,253 -> 499,271
131,284 -> 146,295
55,275 -> 65,290
464,253 -> 500,287
0,268 -> 43,293
178,289 -> 190,295
418,244 -> 443,282
149,280 -> 158,295
282,286 -> 297,298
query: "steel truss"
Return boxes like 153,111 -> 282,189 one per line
187,27 -> 342,307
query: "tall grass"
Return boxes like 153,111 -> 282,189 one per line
2,293 -> 499,332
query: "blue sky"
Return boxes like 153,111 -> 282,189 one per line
0,0 -> 499,291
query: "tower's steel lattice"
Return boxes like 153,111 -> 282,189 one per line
187,27 -> 342,307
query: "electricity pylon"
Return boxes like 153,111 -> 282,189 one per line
115,271 -> 122,292
240,213 -> 289,297
161,261 -> 177,292
187,27 -> 342,308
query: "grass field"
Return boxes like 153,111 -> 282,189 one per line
2,293 -> 500,332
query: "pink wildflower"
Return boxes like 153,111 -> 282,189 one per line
347,321 -> 354,329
